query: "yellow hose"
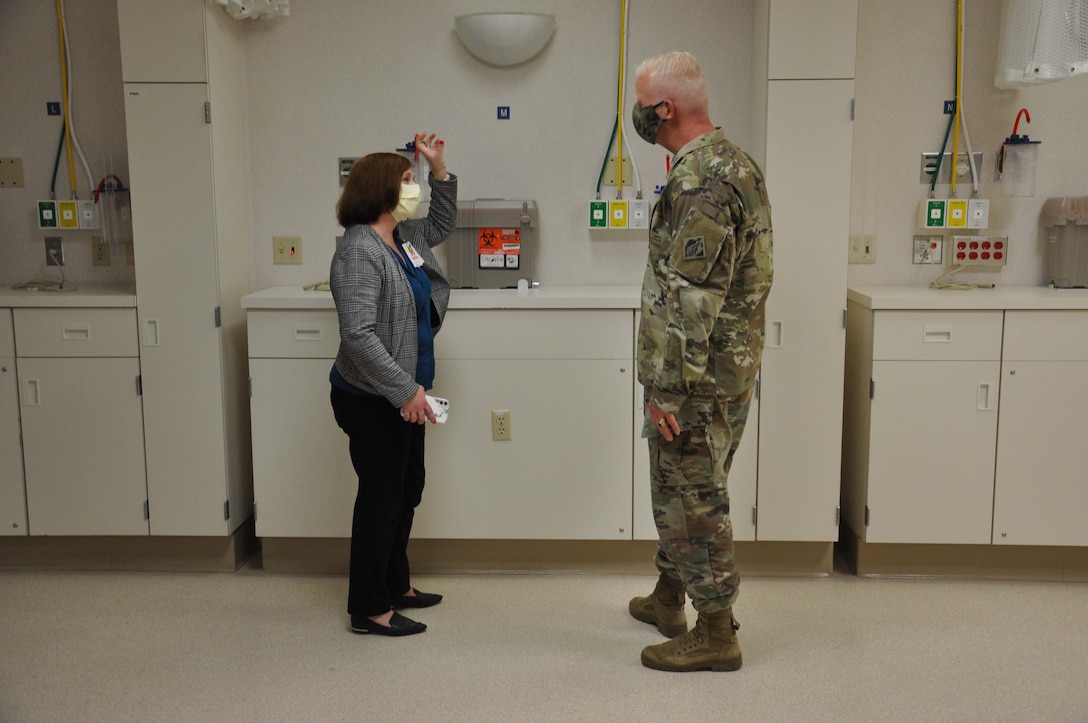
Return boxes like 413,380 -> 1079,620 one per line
55,0 -> 76,197
950,0 -> 963,197
615,0 -> 626,195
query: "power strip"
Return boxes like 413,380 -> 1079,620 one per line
950,236 -> 1008,266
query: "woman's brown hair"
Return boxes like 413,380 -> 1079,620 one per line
336,152 -> 411,228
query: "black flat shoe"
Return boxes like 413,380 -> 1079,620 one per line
393,589 -> 443,609
351,612 -> 426,636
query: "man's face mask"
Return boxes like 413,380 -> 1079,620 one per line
632,100 -> 667,144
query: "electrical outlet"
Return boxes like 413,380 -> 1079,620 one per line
491,409 -> 511,441
913,235 -> 943,264
273,235 -> 302,265
92,236 -> 111,266
848,234 -> 876,264
950,236 -> 1008,266
45,237 -> 64,266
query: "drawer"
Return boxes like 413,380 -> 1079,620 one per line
872,310 -> 1003,361
1002,311 -> 1088,361
436,309 -> 632,360
0,310 -> 12,357
13,308 -> 138,358
247,310 -> 341,359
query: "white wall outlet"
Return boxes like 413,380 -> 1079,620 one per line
92,236 -> 111,266
491,409 -> 511,441
45,237 -> 64,266
912,235 -> 943,264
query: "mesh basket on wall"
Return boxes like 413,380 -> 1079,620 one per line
995,0 -> 1088,88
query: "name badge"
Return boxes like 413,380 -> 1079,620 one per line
401,242 -> 425,268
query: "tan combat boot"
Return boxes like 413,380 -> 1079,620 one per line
628,572 -> 687,638
640,608 -> 741,672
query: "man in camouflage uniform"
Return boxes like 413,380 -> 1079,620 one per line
628,51 -> 773,672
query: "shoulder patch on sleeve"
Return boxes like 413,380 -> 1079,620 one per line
669,210 -> 728,284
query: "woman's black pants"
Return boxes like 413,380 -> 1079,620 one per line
331,386 -> 426,618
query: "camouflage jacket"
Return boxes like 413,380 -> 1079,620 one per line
637,128 -> 773,432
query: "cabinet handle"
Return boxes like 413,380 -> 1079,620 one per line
977,382 -> 995,411
61,323 -> 91,340
23,379 -> 41,406
143,319 -> 160,347
923,325 -> 953,343
294,326 -> 322,342
767,320 -> 784,348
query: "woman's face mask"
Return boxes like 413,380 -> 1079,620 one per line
391,182 -> 421,222
632,99 -> 667,144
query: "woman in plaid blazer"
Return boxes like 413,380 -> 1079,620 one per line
330,134 -> 456,637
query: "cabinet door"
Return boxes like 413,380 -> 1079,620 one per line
993,362 -> 1088,546
866,360 -> 999,544
768,0 -> 858,80
116,0 -> 207,82
419,358 -> 632,539
757,79 -> 853,541
249,358 -> 355,538
18,358 -> 147,535
1,354 -> 27,536
125,82 -> 230,536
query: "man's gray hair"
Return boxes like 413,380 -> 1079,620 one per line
635,51 -> 708,111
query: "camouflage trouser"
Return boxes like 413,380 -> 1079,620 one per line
647,387 -> 753,613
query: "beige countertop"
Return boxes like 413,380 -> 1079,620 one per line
242,286 -> 642,311
0,286 -> 137,308
848,285 -> 1088,310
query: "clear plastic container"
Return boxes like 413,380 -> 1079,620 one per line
1042,196 -> 1088,288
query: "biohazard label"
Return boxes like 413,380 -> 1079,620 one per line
477,228 -> 521,270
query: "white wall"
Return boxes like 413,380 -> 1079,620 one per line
0,0 -> 133,290
849,0 -> 1088,288
2,0 -> 1086,293
241,0 -> 754,290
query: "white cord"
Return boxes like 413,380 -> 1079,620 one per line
59,0 -> 95,198
618,0 -> 643,199
955,4 -> 980,197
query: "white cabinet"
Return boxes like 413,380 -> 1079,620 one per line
843,288 -> 1088,555
13,308 -> 147,536
246,303 -> 634,540
863,311 -> 1003,543
993,311 -> 1088,546
767,0 -> 858,80
119,0 -> 253,535
422,310 -> 632,539
0,310 -> 27,536
749,0 -> 855,544
247,310 -> 352,538
757,78 -> 853,542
